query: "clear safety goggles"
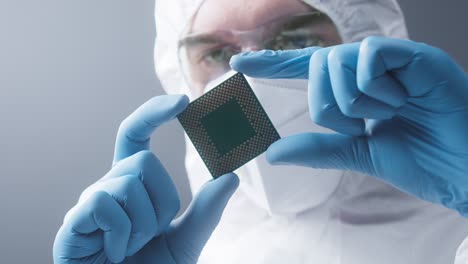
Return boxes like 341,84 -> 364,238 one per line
177,11 -> 340,95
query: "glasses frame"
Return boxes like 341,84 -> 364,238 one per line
177,11 -> 334,94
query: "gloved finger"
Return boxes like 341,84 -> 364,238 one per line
229,47 -> 320,79
53,228 -> 103,264
53,215 -> 104,264
166,173 -> 239,262
308,47 -> 365,136
86,175 -> 158,257
266,133 -> 376,176
328,43 -> 397,120
96,151 -> 180,236
113,95 -> 189,164
54,191 -> 131,263
357,36 -> 456,99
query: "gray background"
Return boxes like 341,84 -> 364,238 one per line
0,0 -> 467,263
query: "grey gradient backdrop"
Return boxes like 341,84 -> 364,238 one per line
0,1 -> 467,263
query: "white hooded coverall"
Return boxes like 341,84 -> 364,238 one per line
154,0 -> 468,263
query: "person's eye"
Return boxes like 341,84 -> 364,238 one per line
264,34 -> 324,50
201,46 -> 238,66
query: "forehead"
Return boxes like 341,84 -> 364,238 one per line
191,0 -> 312,33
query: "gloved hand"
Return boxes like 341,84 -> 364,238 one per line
53,95 -> 239,264
230,36 -> 468,216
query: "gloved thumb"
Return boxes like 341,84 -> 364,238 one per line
166,173 -> 239,262
230,47 -> 320,79
267,133 -> 376,176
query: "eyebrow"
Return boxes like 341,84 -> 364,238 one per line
282,13 -> 330,31
178,33 -> 227,48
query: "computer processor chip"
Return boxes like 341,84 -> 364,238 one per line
178,72 -> 280,178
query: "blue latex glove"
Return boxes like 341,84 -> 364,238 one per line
231,36 -> 468,216
53,95 -> 239,264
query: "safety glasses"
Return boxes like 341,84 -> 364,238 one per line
178,11 -> 340,95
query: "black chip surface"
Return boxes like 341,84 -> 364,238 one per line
178,73 -> 280,178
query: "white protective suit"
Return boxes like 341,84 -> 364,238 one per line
154,0 -> 468,263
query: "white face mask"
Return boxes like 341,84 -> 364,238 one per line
186,72 -> 344,215
237,76 -> 344,215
